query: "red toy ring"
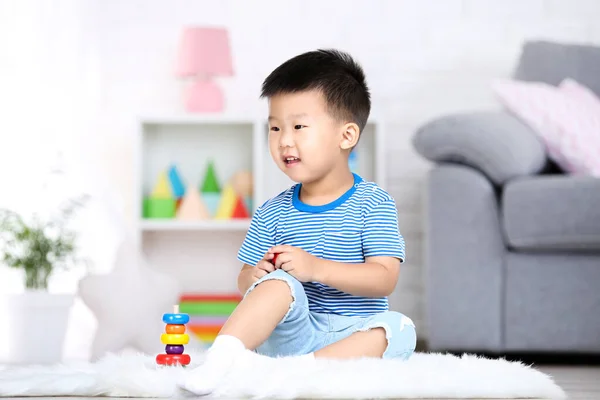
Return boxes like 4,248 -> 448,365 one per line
156,353 -> 191,366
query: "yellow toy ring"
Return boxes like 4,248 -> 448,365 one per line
160,333 -> 189,345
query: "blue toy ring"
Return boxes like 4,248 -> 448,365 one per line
162,313 -> 189,324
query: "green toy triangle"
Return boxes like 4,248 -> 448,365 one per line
201,160 -> 220,193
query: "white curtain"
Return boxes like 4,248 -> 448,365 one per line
0,0 -> 125,362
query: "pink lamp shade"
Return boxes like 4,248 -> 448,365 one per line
176,27 -> 233,78
175,26 -> 233,113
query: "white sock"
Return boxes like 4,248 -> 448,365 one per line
210,334 -> 246,353
181,335 -> 246,395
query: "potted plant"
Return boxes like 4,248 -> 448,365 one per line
0,197 -> 87,364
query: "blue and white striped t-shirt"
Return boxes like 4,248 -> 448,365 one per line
237,173 -> 405,317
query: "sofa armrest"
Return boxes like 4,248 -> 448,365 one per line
413,111 -> 547,185
425,165 -> 506,351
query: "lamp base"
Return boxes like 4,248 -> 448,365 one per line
184,79 -> 224,112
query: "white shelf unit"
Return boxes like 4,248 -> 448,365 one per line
134,114 -> 385,293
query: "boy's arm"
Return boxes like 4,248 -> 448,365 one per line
237,252 -> 277,294
313,256 -> 400,297
316,197 -> 405,297
270,198 -> 405,297
237,264 -> 255,294
236,206 -> 276,294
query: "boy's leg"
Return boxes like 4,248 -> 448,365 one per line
182,269 -> 313,395
314,328 -> 388,358
314,311 -> 417,360
219,278 -> 292,350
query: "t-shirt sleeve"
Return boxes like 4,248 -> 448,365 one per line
237,208 -> 275,266
362,198 -> 406,262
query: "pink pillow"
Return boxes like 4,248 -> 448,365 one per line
492,78 -> 600,176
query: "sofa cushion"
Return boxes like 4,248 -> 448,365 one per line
413,111 -> 547,186
492,78 -> 600,177
503,176 -> 600,251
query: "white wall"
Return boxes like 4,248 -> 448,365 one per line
1,0 -> 599,359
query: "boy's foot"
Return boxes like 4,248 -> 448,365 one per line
180,335 -> 246,396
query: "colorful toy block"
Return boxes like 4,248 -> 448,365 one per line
168,165 -> 186,198
231,170 -> 253,198
200,160 -> 221,217
152,170 -> 173,198
176,189 -> 210,220
214,183 -> 237,219
144,197 -> 176,218
200,160 -> 220,194
231,195 -> 250,219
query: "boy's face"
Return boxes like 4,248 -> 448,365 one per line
267,90 -> 351,184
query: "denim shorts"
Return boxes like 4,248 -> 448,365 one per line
244,269 -> 417,360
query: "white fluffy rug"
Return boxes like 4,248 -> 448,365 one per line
0,350 -> 566,399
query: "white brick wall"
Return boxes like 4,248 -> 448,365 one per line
2,1 -> 599,352
81,0 -> 600,341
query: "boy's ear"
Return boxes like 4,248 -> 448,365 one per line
340,122 -> 360,150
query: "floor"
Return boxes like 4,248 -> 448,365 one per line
538,365 -> 600,400
0,366 -> 599,399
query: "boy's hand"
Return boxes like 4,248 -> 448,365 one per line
256,251 -> 277,274
238,252 -> 275,294
238,266 -> 266,294
268,245 -> 318,282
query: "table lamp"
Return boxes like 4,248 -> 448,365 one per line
176,26 -> 233,112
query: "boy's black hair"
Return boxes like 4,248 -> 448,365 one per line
260,49 -> 371,134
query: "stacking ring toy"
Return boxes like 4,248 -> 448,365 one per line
165,324 -> 186,334
165,344 -> 184,354
156,353 -> 191,366
161,333 -> 189,345
162,313 -> 189,324
156,305 -> 191,366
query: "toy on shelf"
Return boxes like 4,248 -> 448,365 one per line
179,293 -> 242,345
144,164 -> 188,219
214,183 -> 238,219
177,188 -> 210,220
231,195 -> 250,219
231,170 -> 253,216
144,169 -> 177,218
151,170 -> 173,198
231,170 -> 252,197
143,161 -> 253,221
200,160 -> 221,217
215,173 -> 253,219
156,305 -> 191,366
144,197 -> 176,219
168,165 -> 186,209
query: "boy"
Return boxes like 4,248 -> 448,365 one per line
182,49 -> 416,395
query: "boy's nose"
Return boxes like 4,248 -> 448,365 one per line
278,128 -> 295,148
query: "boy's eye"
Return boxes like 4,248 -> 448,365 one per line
270,127 -> 280,132
294,125 -> 305,130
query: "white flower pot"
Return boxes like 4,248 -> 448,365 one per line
0,291 -> 74,365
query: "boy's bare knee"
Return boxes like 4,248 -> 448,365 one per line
356,327 -> 387,356
252,278 -> 294,304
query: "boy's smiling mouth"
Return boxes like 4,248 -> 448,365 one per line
283,155 -> 301,167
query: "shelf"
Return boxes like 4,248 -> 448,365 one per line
140,219 -> 251,231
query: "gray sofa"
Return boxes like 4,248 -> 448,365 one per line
413,41 -> 600,354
